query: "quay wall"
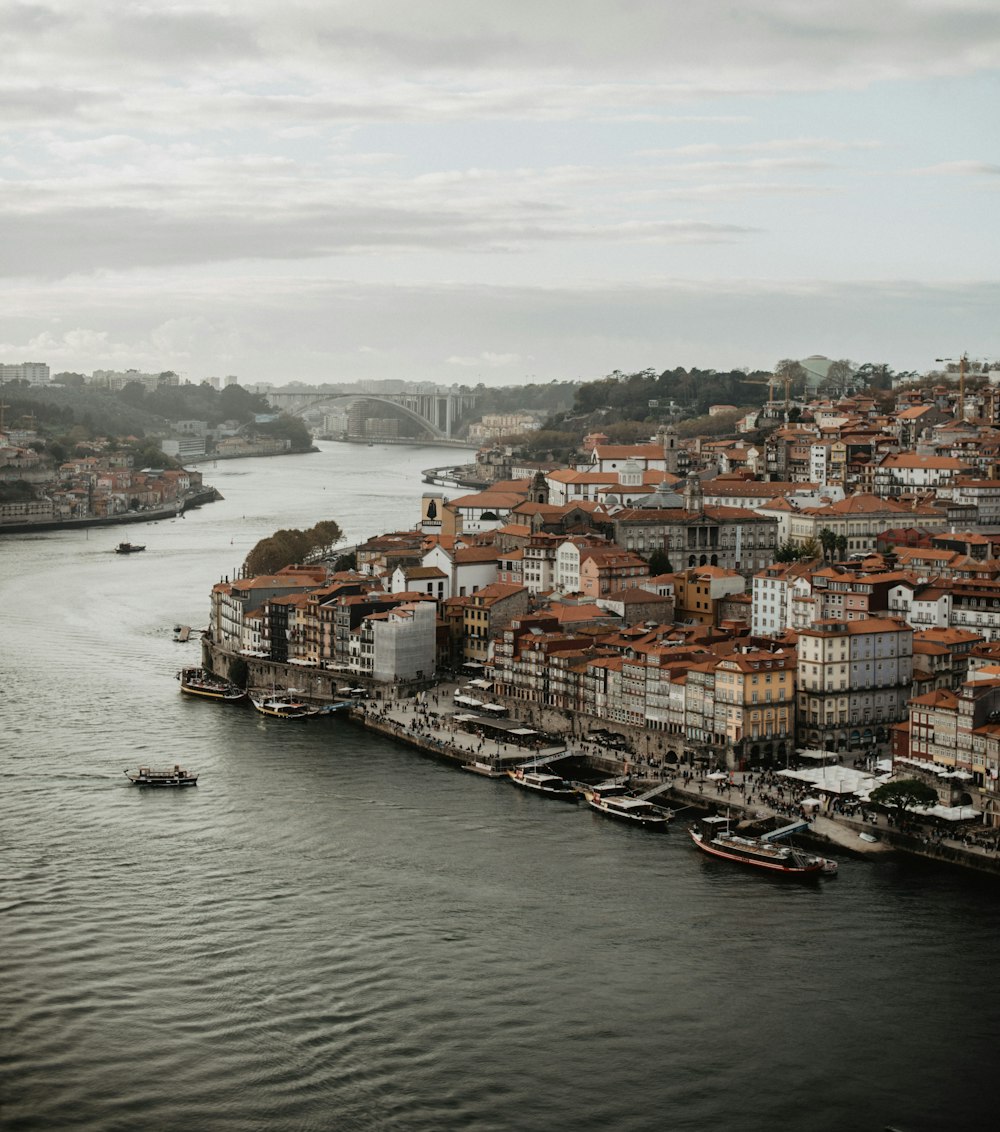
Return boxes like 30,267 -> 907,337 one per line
201,644 -> 1000,878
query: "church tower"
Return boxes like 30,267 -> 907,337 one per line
530,469 -> 549,505
683,470 -> 703,514
658,423 -> 679,476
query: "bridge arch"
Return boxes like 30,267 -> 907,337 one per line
270,393 -> 448,440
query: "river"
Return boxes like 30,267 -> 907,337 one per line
1,441 -> 997,1132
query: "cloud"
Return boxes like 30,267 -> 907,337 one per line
2,274 -> 995,383
446,351 -> 522,368
3,3 -> 999,134
911,160 -> 1000,176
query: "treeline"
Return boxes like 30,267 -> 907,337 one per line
0,379 -> 311,458
244,520 -> 344,576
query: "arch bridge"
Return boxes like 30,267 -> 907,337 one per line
266,389 -> 477,441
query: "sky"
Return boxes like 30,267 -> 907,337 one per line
1,1 -> 998,387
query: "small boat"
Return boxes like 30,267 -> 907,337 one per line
586,789 -> 671,828
508,769 -> 579,801
249,691 -> 320,718
859,831 -> 879,844
115,542 -> 145,554
689,816 -> 837,876
125,765 -> 198,787
462,760 -> 507,778
177,666 -> 245,702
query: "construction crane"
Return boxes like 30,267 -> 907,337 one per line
740,373 -> 792,416
936,353 -> 969,421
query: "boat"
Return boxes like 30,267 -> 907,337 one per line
462,760 -> 507,778
689,816 -> 838,876
586,789 -> 671,828
249,691 -> 320,718
115,542 -> 145,554
177,666 -> 245,702
125,765 -> 198,787
507,768 -> 579,801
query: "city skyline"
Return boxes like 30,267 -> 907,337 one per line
1,1 -> 997,385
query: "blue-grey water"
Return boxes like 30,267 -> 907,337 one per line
2,441 -> 997,1132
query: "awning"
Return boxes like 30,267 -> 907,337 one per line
463,661 -> 485,668
454,695 -> 484,708
481,703 -> 507,714
913,804 -> 981,821
509,728 -> 538,736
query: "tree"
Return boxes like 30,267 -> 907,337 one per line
774,358 -> 807,396
646,549 -> 673,575
820,359 -> 856,397
819,527 -> 837,561
774,539 -> 802,563
869,779 -> 939,817
798,536 -> 821,559
243,519 -> 343,576
835,534 -> 848,560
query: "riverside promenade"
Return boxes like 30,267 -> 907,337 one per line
345,687 -> 1000,876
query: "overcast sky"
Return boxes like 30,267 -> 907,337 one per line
1,1 -> 997,386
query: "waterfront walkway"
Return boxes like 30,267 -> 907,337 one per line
347,688 -> 1000,875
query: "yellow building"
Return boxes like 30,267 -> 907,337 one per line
711,648 -> 796,765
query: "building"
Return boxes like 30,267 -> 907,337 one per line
0,362 -> 49,384
370,599 -> 437,682
708,646 -> 796,767
796,617 -> 913,753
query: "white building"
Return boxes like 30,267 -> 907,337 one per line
371,600 -> 437,682
0,362 -> 49,384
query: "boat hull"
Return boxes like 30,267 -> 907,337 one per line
689,828 -> 830,875
508,773 -> 579,801
587,798 -> 670,828
249,694 -> 319,718
125,768 -> 198,787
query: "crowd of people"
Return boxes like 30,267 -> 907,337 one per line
347,685 -> 1000,863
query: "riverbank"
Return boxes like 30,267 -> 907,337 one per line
0,486 -> 221,535
203,633 -> 1000,878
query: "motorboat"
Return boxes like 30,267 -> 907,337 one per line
586,789 -> 671,828
249,691 -> 320,718
507,769 -> 579,801
177,666 -> 245,702
125,765 -> 198,787
115,542 -> 145,554
689,816 -> 838,876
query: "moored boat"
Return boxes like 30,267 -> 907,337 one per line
249,691 -> 320,719
177,666 -> 245,701
586,789 -> 671,828
115,542 -> 145,554
462,760 -> 507,778
125,765 -> 198,787
508,769 -> 579,801
689,816 -> 837,876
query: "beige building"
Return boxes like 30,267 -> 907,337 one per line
797,616 -> 913,752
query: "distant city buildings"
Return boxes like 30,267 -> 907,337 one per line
1,362 -> 49,384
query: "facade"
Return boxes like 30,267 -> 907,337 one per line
0,361 -> 49,384
796,617 -> 913,752
370,599 -> 437,682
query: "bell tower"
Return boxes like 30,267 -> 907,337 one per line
658,423 -> 679,476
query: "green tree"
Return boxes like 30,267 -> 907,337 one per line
646,549 -> 673,575
774,539 -> 802,563
243,519 -> 343,576
819,527 -> 836,561
835,534 -> 848,560
869,779 -> 939,816
799,536 -> 821,560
